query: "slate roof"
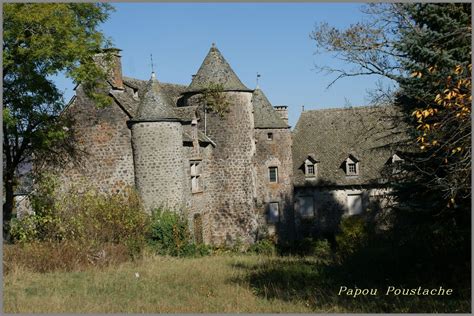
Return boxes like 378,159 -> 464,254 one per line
186,44 -> 251,93
252,88 -> 289,129
115,77 -> 188,119
131,75 -> 181,121
292,105 -> 410,187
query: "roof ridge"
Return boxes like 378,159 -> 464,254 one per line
302,104 -> 393,113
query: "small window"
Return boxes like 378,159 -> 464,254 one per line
267,202 -> 280,223
190,161 -> 202,193
347,194 -> 363,215
299,196 -> 314,218
348,163 -> 357,174
267,132 -> 273,140
269,166 -> 278,183
345,156 -> 359,176
303,156 -> 318,178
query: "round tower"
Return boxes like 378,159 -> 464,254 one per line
128,73 -> 185,212
184,44 -> 259,245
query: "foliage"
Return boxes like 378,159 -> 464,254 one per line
9,176 -> 149,259
198,82 -> 230,117
335,216 -> 369,262
3,3 -> 114,227
277,237 -> 333,262
147,209 -> 210,257
248,238 -> 276,256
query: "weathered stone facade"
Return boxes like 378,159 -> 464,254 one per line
39,44 -> 405,245
51,45 -> 294,246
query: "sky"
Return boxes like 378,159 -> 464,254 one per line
56,3 -> 394,128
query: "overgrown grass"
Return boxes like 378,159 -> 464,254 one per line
3,253 -> 470,313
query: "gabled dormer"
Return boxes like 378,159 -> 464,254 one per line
344,154 -> 360,176
388,152 -> 404,174
302,154 -> 319,178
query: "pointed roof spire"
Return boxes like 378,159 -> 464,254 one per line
186,43 -> 250,92
252,88 -> 288,129
134,73 -> 179,121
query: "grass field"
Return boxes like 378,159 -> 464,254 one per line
4,253 -> 470,313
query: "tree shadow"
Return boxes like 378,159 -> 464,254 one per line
229,190 -> 470,312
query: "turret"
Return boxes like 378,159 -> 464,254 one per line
128,72 -> 185,212
184,44 -> 258,245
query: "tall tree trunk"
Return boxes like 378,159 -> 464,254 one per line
3,171 -> 15,242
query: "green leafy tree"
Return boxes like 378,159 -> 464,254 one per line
3,3 -> 114,229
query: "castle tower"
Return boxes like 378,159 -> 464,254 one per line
184,44 -> 258,245
128,73 -> 185,212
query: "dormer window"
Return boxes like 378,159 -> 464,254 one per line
391,153 -> 404,174
303,155 -> 319,178
345,155 -> 359,176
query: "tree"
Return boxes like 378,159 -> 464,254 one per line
3,3 -> 114,229
311,3 -> 471,221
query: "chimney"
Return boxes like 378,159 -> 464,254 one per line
93,48 -> 124,90
274,105 -> 289,125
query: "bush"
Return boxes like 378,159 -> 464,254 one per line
248,238 -> 276,256
335,216 -> 369,261
277,238 -> 333,261
147,209 -> 210,257
9,176 -> 149,259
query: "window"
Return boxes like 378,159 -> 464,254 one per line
345,155 -> 359,176
303,156 -> 318,178
267,202 -> 280,223
269,167 -> 278,183
348,163 -> 356,174
267,132 -> 273,140
347,194 -> 363,215
190,160 -> 202,193
306,164 -> 315,177
299,196 -> 314,218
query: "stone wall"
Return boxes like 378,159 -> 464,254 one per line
294,186 -> 393,238
52,86 -> 135,194
183,142 -> 214,244
254,128 -> 294,241
185,91 -> 258,245
131,121 -> 185,212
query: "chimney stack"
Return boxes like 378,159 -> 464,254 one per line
93,48 -> 124,90
274,105 -> 289,125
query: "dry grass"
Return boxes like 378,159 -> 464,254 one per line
3,254 -> 314,313
4,252 -> 470,313
3,242 -> 131,274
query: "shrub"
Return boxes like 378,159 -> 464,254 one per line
147,209 -> 207,257
335,216 -> 369,261
248,238 -> 276,256
9,176 -> 149,259
277,238 -> 333,261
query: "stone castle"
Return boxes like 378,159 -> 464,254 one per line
33,44 -> 406,245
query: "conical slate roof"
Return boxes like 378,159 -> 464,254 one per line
186,44 -> 250,92
252,88 -> 288,129
134,74 -> 179,121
